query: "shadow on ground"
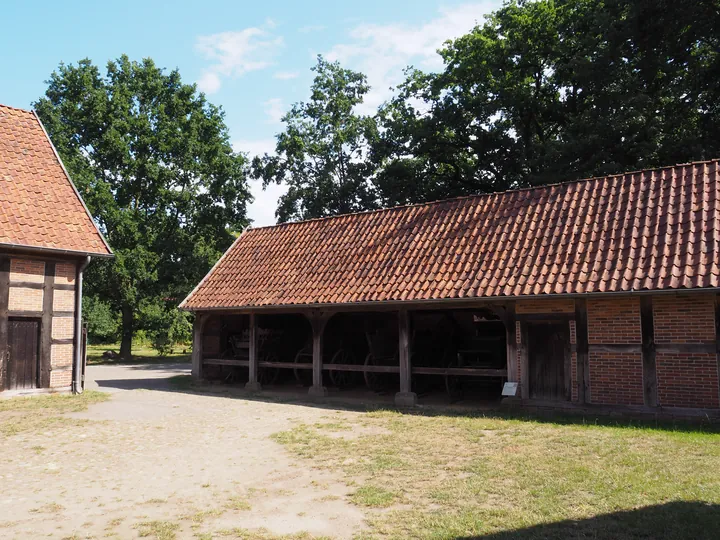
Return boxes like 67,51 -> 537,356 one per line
460,501 -> 720,540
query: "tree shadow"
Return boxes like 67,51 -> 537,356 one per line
459,501 -> 720,540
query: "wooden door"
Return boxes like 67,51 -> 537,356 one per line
7,319 -> 40,390
528,321 -> 570,401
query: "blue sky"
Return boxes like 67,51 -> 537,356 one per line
0,0 -> 502,226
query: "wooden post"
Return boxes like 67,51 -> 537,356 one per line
308,311 -> 330,397
518,320 -> 529,399
395,309 -> 417,407
40,261 -> 55,389
716,295 -> 720,407
245,313 -> 261,392
575,299 -> 589,403
505,302 -> 518,384
0,255 -> 9,391
191,313 -> 205,381
640,296 -> 658,407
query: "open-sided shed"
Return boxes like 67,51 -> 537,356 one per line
181,160 -> 720,415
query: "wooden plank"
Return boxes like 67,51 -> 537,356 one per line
258,361 -> 312,369
39,261 -> 55,389
411,366 -> 507,377
8,311 -> 43,318
0,255 -> 9,391
308,311 -> 331,396
575,299 -> 589,403
640,296 -> 658,407
505,301 -> 517,383
398,309 -> 411,394
204,358 -> 250,367
325,363 -> 400,373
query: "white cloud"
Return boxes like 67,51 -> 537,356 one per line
263,98 -> 285,124
325,2 -> 501,114
273,70 -> 299,80
195,26 -> 283,94
234,139 -> 287,227
299,24 -> 326,34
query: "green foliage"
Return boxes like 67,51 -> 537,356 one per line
372,0 -> 720,204
34,56 -> 250,358
251,56 -> 379,222
138,300 -> 192,356
83,295 -> 120,344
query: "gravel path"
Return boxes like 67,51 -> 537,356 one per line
0,363 -> 365,539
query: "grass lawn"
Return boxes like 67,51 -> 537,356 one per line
0,390 -> 109,436
87,343 -> 191,365
273,411 -> 720,540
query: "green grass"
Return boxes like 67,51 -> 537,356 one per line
87,343 -> 191,365
136,520 -> 180,540
0,390 -> 110,436
272,411 -> 720,539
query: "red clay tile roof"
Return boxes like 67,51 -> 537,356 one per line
0,104 -> 111,256
181,159 -> 720,310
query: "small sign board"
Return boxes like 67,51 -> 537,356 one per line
502,382 -> 519,397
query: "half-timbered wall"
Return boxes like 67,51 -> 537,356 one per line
0,253 -> 78,392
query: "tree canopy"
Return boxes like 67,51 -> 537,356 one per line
35,56 -> 250,357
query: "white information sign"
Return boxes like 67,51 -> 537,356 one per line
502,382 -> 519,397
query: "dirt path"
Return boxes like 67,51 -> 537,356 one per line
0,364 -> 365,539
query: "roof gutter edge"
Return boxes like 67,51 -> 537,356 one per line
179,286 -> 720,312
0,242 -> 114,259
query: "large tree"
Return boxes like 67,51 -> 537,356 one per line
252,56 -> 379,222
35,56 -> 250,358
373,0 -> 720,205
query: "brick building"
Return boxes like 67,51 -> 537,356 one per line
181,160 -> 720,417
0,104 -> 112,395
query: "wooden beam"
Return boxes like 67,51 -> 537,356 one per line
308,311 -> 331,397
640,296 -> 658,407
191,314 -> 205,381
0,255 -> 9,391
245,313 -> 261,392
395,309 -> 417,407
411,366 -> 507,377
575,299 -> 589,403
716,295 -> 720,407
505,301 -> 518,383
40,262 -> 55,389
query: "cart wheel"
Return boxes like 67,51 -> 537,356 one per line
259,353 -> 280,386
364,352 -> 389,393
330,349 -> 358,389
443,350 -> 463,402
293,348 -> 313,386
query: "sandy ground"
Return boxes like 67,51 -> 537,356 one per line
0,363 -> 365,539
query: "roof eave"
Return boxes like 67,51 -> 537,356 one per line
0,241 -> 114,259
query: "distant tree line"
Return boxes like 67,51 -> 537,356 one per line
35,0 -> 720,356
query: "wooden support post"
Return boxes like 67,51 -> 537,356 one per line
245,313 -> 261,392
505,302 -> 518,384
191,313 -> 206,381
395,309 -> 417,407
518,320 -> 529,399
640,296 -> 658,407
575,298 -> 589,403
308,311 -> 330,398
0,255 -> 8,391
40,261 -> 55,389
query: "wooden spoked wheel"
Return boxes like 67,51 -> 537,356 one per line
258,352 -> 280,386
364,352 -> 397,393
329,348 -> 359,389
293,348 -> 313,386
443,349 -> 463,402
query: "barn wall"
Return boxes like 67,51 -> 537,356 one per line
0,253 -> 79,392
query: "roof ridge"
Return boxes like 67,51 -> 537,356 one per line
248,158 -> 720,232
0,103 -> 34,114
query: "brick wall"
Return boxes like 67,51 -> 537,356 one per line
53,289 -> 75,312
52,316 -> 75,340
54,262 -> 76,286
10,258 -> 45,283
50,369 -> 72,389
653,294 -> 718,408
587,297 -> 644,405
51,343 -> 73,369
516,299 -> 575,314
587,297 -> 641,344
8,287 -> 43,311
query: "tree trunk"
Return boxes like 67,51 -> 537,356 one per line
119,305 -> 133,360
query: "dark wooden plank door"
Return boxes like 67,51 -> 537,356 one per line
8,319 -> 40,390
528,321 -> 570,401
